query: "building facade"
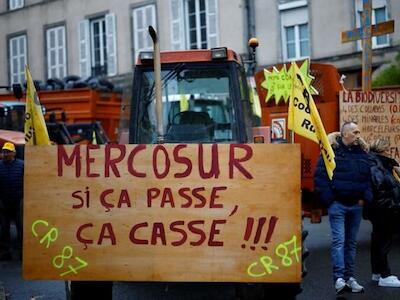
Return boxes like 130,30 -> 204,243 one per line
0,0 -> 399,89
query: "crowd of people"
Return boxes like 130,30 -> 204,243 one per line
315,121 -> 400,294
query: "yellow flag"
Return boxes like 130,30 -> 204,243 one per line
24,65 -> 51,145
288,62 -> 336,179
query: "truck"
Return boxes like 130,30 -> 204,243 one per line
254,63 -> 342,220
0,86 -> 122,142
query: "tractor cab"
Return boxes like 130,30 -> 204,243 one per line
129,48 -> 260,144
0,101 -> 26,132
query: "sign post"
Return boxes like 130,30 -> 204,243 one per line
341,0 -> 394,91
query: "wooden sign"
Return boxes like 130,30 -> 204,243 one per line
23,144 -> 301,282
340,90 -> 400,160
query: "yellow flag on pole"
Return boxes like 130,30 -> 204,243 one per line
24,65 -> 51,145
288,62 -> 336,179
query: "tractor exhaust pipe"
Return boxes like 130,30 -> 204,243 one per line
148,26 -> 164,144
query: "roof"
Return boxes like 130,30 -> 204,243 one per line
0,129 -> 25,145
136,49 -> 242,65
0,101 -> 25,108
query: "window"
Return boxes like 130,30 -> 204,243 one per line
46,26 -> 67,79
170,0 -> 218,50
133,4 -> 156,62
355,0 -> 389,49
90,17 -> 107,76
79,13 -> 117,78
284,23 -> 309,59
136,65 -> 236,143
9,0 -> 23,10
9,35 -> 26,85
280,3 -> 310,61
186,0 -> 207,49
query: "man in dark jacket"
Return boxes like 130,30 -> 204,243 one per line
314,122 -> 373,294
0,142 -> 24,260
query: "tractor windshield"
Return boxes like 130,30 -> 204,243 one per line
135,64 -> 238,143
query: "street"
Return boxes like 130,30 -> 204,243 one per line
1,217 -> 400,299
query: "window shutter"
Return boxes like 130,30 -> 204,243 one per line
145,5 -> 156,49
133,5 -> 156,63
47,26 -> 67,79
106,13 -> 118,76
47,29 -> 55,78
78,20 -> 91,78
206,0 -> 218,48
9,36 -> 26,85
171,0 -> 185,50
58,27 -> 67,77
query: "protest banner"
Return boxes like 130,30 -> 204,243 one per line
23,144 -> 301,282
340,89 -> 400,160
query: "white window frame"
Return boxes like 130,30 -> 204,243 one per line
79,13 -> 117,78
183,0 -> 218,49
9,35 -> 27,85
280,5 -> 310,61
185,0 -> 207,49
355,0 -> 390,50
46,26 -> 67,79
133,4 -> 156,63
284,24 -> 309,60
90,17 -> 107,74
9,0 -> 24,10
170,0 -> 218,50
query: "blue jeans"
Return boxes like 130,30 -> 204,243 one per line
328,201 -> 362,282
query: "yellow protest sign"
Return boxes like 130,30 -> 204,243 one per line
262,60 -> 318,104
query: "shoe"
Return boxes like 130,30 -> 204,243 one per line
378,275 -> 400,287
346,277 -> 364,293
335,278 -> 346,294
372,273 -> 381,281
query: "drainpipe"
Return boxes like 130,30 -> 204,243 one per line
245,0 -> 256,75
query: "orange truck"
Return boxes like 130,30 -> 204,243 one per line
254,63 -> 342,219
0,88 -> 122,142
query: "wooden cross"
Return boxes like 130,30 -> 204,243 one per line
342,0 -> 394,91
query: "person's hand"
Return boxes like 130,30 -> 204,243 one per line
358,199 -> 365,206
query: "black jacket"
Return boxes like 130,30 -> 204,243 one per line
369,153 -> 400,210
314,138 -> 373,207
0,158 -> 24,208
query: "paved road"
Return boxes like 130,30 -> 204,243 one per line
299,217 -> 400,300
1,217 -> 400,299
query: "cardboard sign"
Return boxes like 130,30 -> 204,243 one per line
340,90 -> 400,160
23,144 -> 301,282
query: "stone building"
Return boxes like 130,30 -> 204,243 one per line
0,0 -> 398,88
